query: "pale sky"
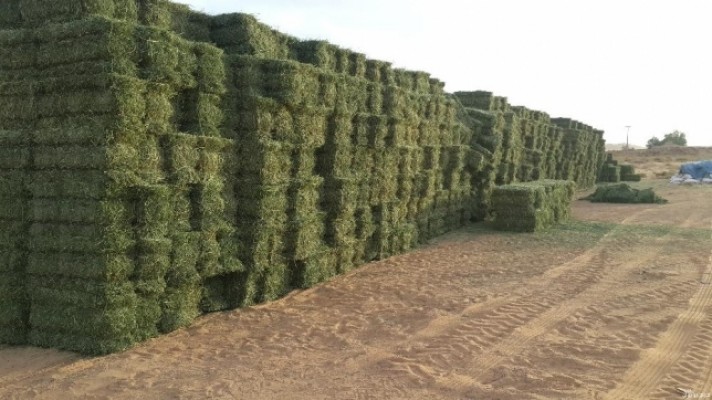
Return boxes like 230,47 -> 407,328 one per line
176,0 -> 711,146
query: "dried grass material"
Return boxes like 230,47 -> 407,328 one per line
0,272 -> 28,344
586,183 -> 666,204
211,13 -> 296,58
490,180 -> 576,232
19,0 -> 138,26
167,2 -> 211,42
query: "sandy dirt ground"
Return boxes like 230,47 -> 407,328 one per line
1,181 -> 711,400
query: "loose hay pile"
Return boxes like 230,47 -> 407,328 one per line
586,183 -> 667,204
0,0 -> 606,354
490,180 -> 576,232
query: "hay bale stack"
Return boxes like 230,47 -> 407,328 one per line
599,154 -> 641,182
551,119 -> 604,188
0,0 -> 607,354
454,91 -> 508,221
210,13 -> 296,59
490,180 -> 575,232
0,129 -> 29,344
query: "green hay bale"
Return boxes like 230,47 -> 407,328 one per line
28,277 -> 137,332
334,76 -> 368,115
32,73 -> 146,126
322,176 -> 358,214
28,222 -> 134,254
32,18 -> 136,76
293,40 -> 338,71
345,52 -> 365,77
200,272 -> 242,312
255,260 -> 290,302
290,246 -> 336,289
28,170 -> 117,199
490,180 -> 576,232
166,231 -> 200,286
0,0 -> 22,29
235,181 -> 289,221
138,0 -> 172,29
325,215 -> 357,247
383,85 -> 408,118
210,13 -> 296,58
0,250 -> 24,274
366,82 -> 384,114
28,198 -> 126,225
619,164 -> 635,176
0,221 -> 28,250
285,213 -> 326,261
167,2 -> 211,42
0,272 -> 28,344
622,174 -> 642,182
599,164 -> 621,183
173,90 -> 223,137
27,252 -> 133,281
28,330 -> 133,355
194,43 -> 227,95
315,143 -> 352,178
586,183 -> 667,204
18,0 -> 138,26
134,294 -> 161,341
136,26 -> 197,88
291,149 -> 319,181
232,56 -> 321,109
287,176 -> 323,215
365,59 -> 389,83
0,146 -> 31,169
0,28 -> 35,71
196,230 -> 244,278
161,134 -> 231,185
236,138 -> 293,184
159,283 -> 201,332
317,72 -> 338,109
133,238 -> 171,290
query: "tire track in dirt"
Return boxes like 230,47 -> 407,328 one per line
604,220 -> 712,400
376,212 -> 681,392
431,214 -> 698,394
402,210 -> 654,345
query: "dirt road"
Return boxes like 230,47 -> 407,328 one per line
1,181 -> 711,399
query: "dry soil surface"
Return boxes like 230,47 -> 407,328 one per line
1,181 -> 711,400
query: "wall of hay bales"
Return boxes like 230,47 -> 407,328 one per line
0,0 -> 605,354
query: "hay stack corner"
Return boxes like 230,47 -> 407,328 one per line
0,0 -> 606,354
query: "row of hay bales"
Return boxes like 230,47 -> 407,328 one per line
598,153 -> 642,182
453,92 -> 606,220
0,0 -> 605,354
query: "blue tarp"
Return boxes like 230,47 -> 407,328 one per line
680,160 -> 712,179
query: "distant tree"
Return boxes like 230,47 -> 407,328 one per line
647,130 -> 687,148
646,136 -> 661,148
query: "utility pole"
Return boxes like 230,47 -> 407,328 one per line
625,125 -> 631,149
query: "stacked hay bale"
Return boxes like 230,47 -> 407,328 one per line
515,109 -> 550,182
216,15 -> 473,300
226,55 -> 334,302
598,153 -> 621,182
598,153 -> 641,182
0,0 -> 241,354
552,118 -> 605,188
454,91 -> 507,221
0,88 -> 30,344
490,180 -> 576,232
0,0 -> 607,354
